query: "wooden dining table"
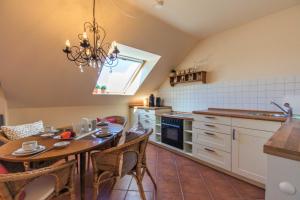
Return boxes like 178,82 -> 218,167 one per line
0,123 -> 123,200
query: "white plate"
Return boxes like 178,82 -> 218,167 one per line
94,132 -> 112,138
12,145 -> 46,156
40,133 -> 55,138
53,141 -> 70,148
53,135 -> 75,140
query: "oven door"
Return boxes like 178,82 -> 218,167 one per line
161,123 -> 183,149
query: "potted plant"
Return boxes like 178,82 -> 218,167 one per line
100,85 -> 107,94
94,84 -> 101,94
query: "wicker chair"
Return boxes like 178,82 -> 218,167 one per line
0,160 -> 76,200
87,116 -> 127,169
0,130 -> 9,145
103,116 -> 127,127
90,128 -> 155,200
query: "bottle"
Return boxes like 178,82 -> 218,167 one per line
149,94 -> 155,107
156,97 -> 161,107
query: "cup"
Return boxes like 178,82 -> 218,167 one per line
101,126 -> 109,134
91,119 -> 97,131
22,141 -> 38,151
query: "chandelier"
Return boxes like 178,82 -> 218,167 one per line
63,0 -> 120,73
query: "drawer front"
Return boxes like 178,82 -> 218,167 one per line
193,114 -> 231,125
193,144 -> 231,171
193,121 -> 231,134
193,128 -> 231,152
140,118 -> 155,130
140,113 -> 155,121
138,110 -> 155,121
138,109 -> 155,115
232,118 -> 282,132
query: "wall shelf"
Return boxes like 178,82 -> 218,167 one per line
169,71 -> 207,87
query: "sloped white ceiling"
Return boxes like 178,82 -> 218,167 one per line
0,0 -> 197,108
127,0 -> 300,38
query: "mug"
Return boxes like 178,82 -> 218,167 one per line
101,126 -> 109,134
91,119 -> 97,131
22,141 -> 38,151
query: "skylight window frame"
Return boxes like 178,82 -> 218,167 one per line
97,55 -> 145,95
118,55 -> 145,94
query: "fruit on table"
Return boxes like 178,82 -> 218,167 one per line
60,131 -> 72,139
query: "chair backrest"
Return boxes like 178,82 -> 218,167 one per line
0,161 -> 76,200
91,128 -> 153,177
104,116 -> 127,127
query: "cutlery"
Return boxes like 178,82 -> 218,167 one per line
29,146 -> 56,158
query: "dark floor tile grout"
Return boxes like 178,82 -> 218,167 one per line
173,154 -> 186,200
195,163 -> 215,200
123,174 -> 134,200
226,176 -> 246,200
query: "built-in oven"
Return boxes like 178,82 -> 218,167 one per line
161,117 -> 183,150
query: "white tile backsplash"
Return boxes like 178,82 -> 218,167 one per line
158,76 -> 300,112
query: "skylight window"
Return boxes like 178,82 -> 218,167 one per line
94,56 -> 144,95
93,43 -> 161,96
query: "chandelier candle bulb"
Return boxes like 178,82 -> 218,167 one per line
65,40 -> 70,48
83,32 -> 88,40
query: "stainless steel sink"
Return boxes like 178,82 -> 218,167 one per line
247,112 -> 286,118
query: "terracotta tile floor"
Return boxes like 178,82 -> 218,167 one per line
73,144 -> 265,200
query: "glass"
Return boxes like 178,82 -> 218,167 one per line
72,123 -> 82,135
95,56 -> 143,95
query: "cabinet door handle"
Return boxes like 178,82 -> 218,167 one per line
205,124 -> 215,128
204,147 -> 215,153
205,116 -> 215,119
204,132 -> 215,136
232,129 -> 236,140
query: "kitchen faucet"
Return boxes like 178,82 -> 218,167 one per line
270,101 -> 293,117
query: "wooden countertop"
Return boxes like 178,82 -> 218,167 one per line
192,108 -> 286,122
128,105 -> 172,110
156,112 -> 194,121
264,117 -> 300,161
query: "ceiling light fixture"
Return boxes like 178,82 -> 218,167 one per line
154,0 -> 164,9
63,0 -> 120,73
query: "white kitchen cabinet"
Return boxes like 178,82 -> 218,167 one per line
192,114 -> 232,171
193,143 -> 231,171
129,106 -> 171,141
266,155 -> 300,200
231,119 -> 281,184
193,128 -> 231,152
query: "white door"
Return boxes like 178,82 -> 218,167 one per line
232,127 -> 273,184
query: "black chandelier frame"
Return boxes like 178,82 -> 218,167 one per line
63,0 -> 120,72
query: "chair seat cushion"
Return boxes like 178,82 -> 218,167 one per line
0,164 -> 8,174
1,121 -> 44,140
24,175 -> 55,200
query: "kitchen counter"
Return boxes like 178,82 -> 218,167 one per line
128,105 -> 172,110
156,112 -> 194,120
264,117 -> 300,161
193,108 -> 286,122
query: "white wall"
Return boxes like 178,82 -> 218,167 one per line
159,5 -> 300,112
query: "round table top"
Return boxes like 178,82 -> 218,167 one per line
0,123 -> 123,162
